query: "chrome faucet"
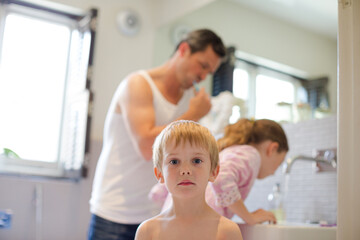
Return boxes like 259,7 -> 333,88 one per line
283,148 -> 337,174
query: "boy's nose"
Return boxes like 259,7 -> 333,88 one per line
181,170 -> 191,175
180,165 -> 191,175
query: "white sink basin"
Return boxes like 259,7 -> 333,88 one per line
238,222 -> 336,240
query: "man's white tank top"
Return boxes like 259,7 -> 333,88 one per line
89,70 -> 194,223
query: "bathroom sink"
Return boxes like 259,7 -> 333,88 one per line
238,222 -> 336,240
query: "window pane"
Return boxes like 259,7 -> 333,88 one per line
0,13 -> 71,162
229,105 -> 241,124
255,74 -> 295,122
232,68 -> 249,100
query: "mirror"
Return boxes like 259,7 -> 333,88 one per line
153,0 -> 337,122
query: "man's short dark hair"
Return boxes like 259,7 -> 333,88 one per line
176,29 -> 226,58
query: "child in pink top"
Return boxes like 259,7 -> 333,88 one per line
205,144 -> 261,219
150,118 -> 289,225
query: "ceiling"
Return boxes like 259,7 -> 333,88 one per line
229,0 -> 338,40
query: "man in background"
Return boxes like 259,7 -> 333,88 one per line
88,29 -> 226,240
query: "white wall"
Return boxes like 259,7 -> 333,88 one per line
153,0 -> 216,26
153,0 -> 337,115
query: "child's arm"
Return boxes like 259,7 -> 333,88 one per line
228,199 -> 276,225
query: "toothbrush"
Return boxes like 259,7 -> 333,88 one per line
193,80 -> 199,92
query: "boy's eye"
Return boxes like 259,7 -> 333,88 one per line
169,159 -> 179,165
193,158 -> 202,164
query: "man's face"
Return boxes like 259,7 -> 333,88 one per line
177,44 -> 222,89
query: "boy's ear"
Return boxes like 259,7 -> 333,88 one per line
154,167 -> 164,183
209,165 -> 220,182
267,142 -> 279,156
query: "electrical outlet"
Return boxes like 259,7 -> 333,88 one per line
0,209 -> 12,229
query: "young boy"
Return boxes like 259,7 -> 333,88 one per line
135,120 -> 243,240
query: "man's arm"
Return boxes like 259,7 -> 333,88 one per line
118,73 -> 164,161
118,73 -> 211,161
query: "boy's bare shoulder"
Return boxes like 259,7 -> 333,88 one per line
135,216 -> 162,240
217,216 -> 243,240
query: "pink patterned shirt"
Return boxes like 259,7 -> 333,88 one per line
149,145 -> 261,219
206,145 -> 261,219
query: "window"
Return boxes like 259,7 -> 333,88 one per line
0,0 -> 97,180
255,74 -> 295,121
231,59 -> 304,123
213,48 -> 329,125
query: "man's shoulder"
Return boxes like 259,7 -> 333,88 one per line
120,71 -> 152,96
126,70 -> 148,83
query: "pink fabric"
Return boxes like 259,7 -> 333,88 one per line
149,145 -> 261,219
206,145 -> 261,219
148,181 -> 169,207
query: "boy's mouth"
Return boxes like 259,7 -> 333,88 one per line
178,180 -> 195,186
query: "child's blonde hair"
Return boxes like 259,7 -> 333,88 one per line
217,118 -> 289,152
153,120 -> 219,172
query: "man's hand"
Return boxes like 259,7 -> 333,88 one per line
188,88 -> 211,121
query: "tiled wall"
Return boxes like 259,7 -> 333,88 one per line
244,115 -> 337,224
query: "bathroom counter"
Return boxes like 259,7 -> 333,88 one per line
238,222 -> 336,240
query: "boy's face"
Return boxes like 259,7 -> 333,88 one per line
155,140 -> 219,199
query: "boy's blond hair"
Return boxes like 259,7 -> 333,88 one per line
153,120 -> 219,172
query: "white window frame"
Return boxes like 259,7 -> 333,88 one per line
0,0 -> 94,180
